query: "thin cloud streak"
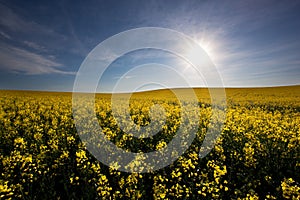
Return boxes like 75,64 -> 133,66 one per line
0,42 -> 75,75
23,41 -> 47,52
0,31 -> 11,40
0,3 -> 58,37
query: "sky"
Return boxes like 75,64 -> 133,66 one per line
0,0 -> 299,92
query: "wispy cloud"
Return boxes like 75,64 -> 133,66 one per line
23,41 -> 47,52
0,31 -> 11,40
0,2 -> 87,56
0,42 -> 75,75
0,3 -> 29,32
113,75 -> 136,80
0,3 -> 58,37
0,2 -> 80,75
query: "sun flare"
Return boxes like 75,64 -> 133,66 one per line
195,38 -> 216,59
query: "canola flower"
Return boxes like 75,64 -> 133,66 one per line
0,86 -> 299,199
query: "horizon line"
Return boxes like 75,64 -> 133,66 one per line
0,84 -> 299,94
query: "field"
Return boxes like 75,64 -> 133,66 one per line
0,86 -> 299,199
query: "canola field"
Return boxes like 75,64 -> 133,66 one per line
0,86 -> 299,199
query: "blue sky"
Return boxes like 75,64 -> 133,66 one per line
0,0 -> 299,92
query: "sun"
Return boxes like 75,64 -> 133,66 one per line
192,37 -> 216,59
180,37 -> 220,82
192,33 -> 220,60
183,38 -> 216,68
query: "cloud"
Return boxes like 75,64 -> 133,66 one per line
23,41 -> 47,52
113,75 -> 136,80
0,3 -> 57,36
0,3 -> 27,32
0,42 -> 75,75
0,31 -> 11,39
0,2 -> 87,57
0,2 -> 81,76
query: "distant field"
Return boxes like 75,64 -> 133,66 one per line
0,86 -> 299,199
2,84 -> 299,103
